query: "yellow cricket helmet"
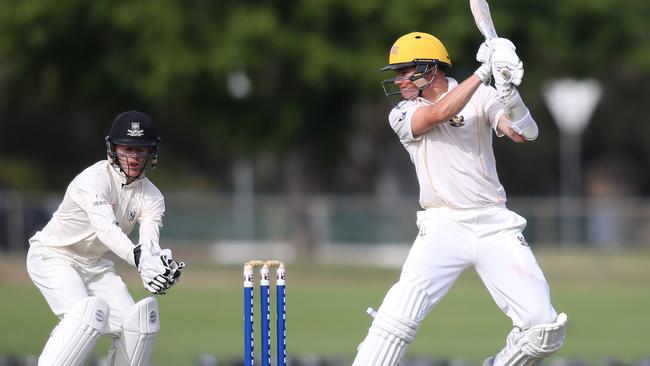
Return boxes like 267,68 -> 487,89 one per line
380,32 -> 452,71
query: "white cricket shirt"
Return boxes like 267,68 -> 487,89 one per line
29,160 -> 165,266
389,78 -> 507,209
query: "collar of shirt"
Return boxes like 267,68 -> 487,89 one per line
404,77 -> 459,108
106,160 -> 144,187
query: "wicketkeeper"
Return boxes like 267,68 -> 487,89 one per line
26,110 -> 185,366
352,32 -> 567,366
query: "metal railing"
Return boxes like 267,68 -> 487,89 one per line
2,191 -> 649,254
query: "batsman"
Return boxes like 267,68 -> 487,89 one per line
352,28 -> 567,366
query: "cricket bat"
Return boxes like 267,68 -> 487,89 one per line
469,0 -> 538,140
470,0 -> 498,40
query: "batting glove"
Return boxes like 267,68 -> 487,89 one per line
474,42 -> 493,84
475,41 -> 492,64
489,38 -> 524,100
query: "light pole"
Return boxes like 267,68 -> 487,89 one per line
228,70 -> 255,241
542,78 -> 602,244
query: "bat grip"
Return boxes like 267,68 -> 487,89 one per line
478,21 -> 497,40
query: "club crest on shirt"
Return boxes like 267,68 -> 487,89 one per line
398,111 -> 407,122
517,235 -> 529,247
127,209 -> 137,222
449,115 -> 465,127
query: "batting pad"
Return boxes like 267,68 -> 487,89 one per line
352,280 -> 430,366
39,297 -> 110,366
494,313 -> 568,366
108,297 -> 160,366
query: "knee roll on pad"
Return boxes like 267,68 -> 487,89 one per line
39,297 -> 110,366
371,305 -> 420,344
352,281 -> 430,366
109,297 -> 160,366
495,313 -> 568,366
372,280 -> 430,342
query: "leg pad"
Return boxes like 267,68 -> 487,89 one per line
494,313 -> 568,366
39,297 -> 109,366
108,297 -> 160,366
352,281 -> 430,366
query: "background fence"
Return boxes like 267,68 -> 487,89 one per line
3,191 -> 649,263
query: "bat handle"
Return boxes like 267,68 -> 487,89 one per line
478,21 -> 497,40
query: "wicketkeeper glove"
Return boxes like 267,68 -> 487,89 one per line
165,255 -> 185,285
134,246 -> 186,295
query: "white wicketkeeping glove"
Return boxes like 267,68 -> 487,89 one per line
136,247 -> 185,295
489,38 -> 524,100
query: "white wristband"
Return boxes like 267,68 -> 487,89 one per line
474,64 -> 491,85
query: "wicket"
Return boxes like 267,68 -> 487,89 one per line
244,260 -> 286,366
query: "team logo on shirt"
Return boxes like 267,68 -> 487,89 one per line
127,209 -> 137,222
92,194 -> 109,206
449,115 -> 465,127
95,309 -> 105,323
517,235 -> 529,247
127,122 -> 145,137
149,310 -> 158,324
398,111 -> 407,122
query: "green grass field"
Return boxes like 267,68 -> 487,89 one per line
1,248 -> 649,365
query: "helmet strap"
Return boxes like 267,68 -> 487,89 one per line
410,63 -> 438,92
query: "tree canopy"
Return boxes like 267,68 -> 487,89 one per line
1,0 -> 649,194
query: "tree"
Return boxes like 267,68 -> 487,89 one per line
0,0 -> 649,194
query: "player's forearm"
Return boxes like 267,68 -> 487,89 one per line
138,220 -> 163,254
95,226 -> 139,265
497,117 -> 526,143
502,87 -> 539,141
438,77 -> 483,120
83,205 -> 138,265
412,77 -> 482,135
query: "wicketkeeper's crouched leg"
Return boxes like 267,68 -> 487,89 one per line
352,280 -> 430,366
39,297 -> 110,366
106,297 -> 160,366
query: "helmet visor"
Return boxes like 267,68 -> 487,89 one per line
381,63 -> 438,108
381,76 -> 420,108
112,145 -> 159,179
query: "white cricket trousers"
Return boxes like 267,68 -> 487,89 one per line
401,204 -> 557,329
26,244 -> 136,335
